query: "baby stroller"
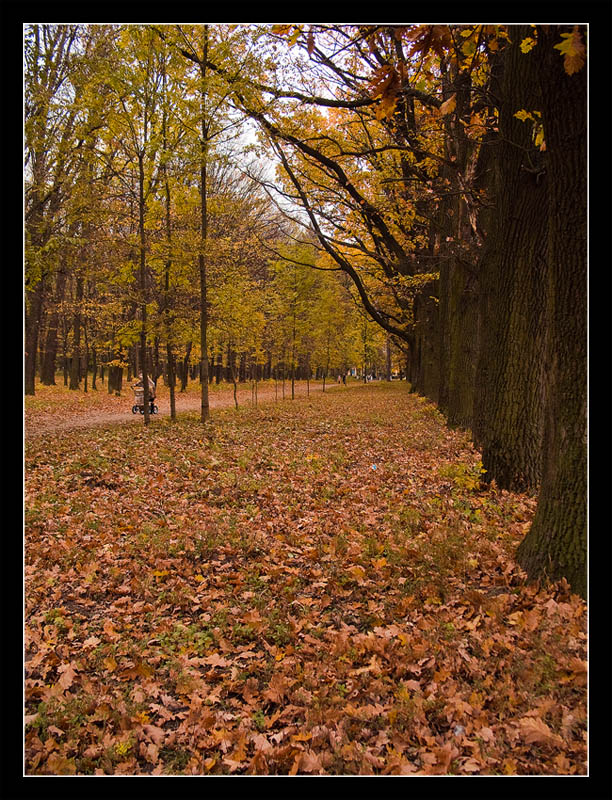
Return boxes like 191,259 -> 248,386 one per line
131,375 -> 158,415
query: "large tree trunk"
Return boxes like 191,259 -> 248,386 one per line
516,26 -> 587,598
445,258 -> 479,429
474,27 -> 548,492
436,68 -> 480,429
412,286 -> 439,403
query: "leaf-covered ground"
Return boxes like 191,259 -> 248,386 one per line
24,383 -> 587,775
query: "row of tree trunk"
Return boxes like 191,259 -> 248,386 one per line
406,27 -> 586,597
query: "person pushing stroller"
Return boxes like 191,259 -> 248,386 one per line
131,373 -> 158,415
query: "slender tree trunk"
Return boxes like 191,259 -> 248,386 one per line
138,151 -> 151,425
230,350 -> 239,409
62,325 -> 69,385
198,26 -> 211,422
91,345 -> 97,390
180,342 -> 192,392
167,343 -> 176,419
516,26 -> 587,598
69,272 -> 83,390
83,320 -> 89,393
161,61 -> 176,421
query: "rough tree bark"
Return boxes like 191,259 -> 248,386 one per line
198,25 -> 211,422
474,27 -> 548,492
516,25 -> 587,598
69,272 -> 84,390
41,268 -> 67,385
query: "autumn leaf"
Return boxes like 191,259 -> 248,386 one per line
202,653 -> 231,668
102,656 -> 117,672
103,619 -> 120,641
141,724 -> 166,746
263,673 -> 291,704
554,27 -> 586,75
514,109 -> 535,123
520,37 -> 537,54
438,93 -> 456,116
57,662 -> 77,691
306,30 -> 315,56
297,749 -> 323,773
518,716 -> 563,747
348,564 -> 367,582
45,753 -> 77,775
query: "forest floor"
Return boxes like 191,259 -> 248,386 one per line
24,382 -> 587,776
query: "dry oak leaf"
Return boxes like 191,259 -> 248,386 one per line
518,716 -> 563,747
141,724 -> 166,746
202,653 -> 231,667
103,619 -> 121,641
57,662 -> 77,691
263,673 -> 293,704
297,749 -> 324,774
242,677 -> 260,705
45,753 -> 77,775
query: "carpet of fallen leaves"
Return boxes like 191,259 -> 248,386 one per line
24,383 -> 587,776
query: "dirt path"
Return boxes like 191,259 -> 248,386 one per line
25,381 -> 344,439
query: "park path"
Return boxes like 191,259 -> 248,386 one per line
25,381 -> 344,439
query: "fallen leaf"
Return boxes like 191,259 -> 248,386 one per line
518,716 -> 563,747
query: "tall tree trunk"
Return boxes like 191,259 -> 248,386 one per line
69,273 -> 84,390
91,345 -> 97,390
230,347 -> 239,409
161,79 -> 177,421
167,344 -> 176,419
83,319 -> 89,393
138,151 -> 151,425
41,268 -> 67,385
412,286 -> 439,403
475,27 -> 548,492
25,279 -> 45,395
180,342 -> 192,392
198,26 -> 210,422
516,26 -> 587,598
437,67 -> 480,429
